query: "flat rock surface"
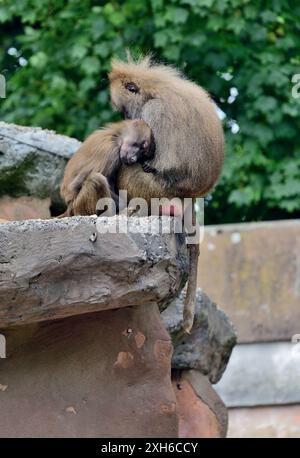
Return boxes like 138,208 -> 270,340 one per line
0,216 -> 188,327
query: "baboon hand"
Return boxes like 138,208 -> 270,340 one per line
142,161 -> 157,174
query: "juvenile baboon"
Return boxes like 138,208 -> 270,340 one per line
60,119 -> 155,216
109,57 -> 225,332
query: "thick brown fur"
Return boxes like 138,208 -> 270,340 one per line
109,57 -> 225,332
60,119 -> 154,216
109,57 -> 224,203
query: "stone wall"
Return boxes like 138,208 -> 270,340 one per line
198,220 -> 300,438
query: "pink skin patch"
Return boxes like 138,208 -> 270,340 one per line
159,205 -> 183,217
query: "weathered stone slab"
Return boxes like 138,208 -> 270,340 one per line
163,290 -> 236,383
0,303 -> 177,438
214,342 -> 300,407
0,216 -> 188,327
198,220 -> 300,343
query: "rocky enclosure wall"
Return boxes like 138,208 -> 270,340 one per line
0,215 -> 236,437
0,122 -> 236,437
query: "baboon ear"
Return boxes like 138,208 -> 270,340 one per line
124,82 -> 140,94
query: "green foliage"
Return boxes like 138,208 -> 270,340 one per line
1,0 -> 300,223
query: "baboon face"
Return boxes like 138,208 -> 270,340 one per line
118,120 -> 154,165
108,58 -> 183,121
109,62 -> 151,119
109,78 -> 148,119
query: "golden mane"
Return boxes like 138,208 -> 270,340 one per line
109,55 -> 184,86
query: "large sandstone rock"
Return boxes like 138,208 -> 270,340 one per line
0,215 -> 187,437
0,304 -> 177,438
173,370 -> 228,438
0,215 -> 235,437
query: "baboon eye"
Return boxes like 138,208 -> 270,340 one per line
124,82 -> 139,94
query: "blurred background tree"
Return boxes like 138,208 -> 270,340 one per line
0,0 -> 300,223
